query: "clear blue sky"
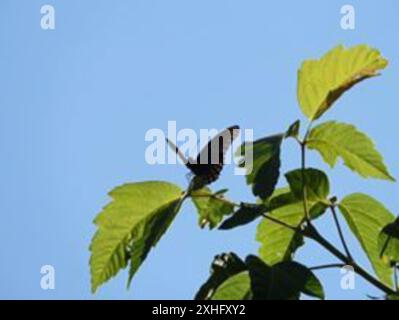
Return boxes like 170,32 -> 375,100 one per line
1,0 -> 398,300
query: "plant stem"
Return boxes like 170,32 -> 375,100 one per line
261,213 -> 298,232
304,224 -> 396,295
260,212 -> 395,294
261,211 -> 395,294
300,141 -> 311,223
261,209 -> 395,294
310,263 -> 345,271
294,122 -> 395,294
299,122 -> 313,223
394,264 -> 398,291
191,183 -> 396,295
330,205 -> 353,262
192,193 -> 300,233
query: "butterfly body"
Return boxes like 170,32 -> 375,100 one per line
166,125 -> 240,186
186,161 -> 223,185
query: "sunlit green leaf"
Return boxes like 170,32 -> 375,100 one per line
307,121 -> 395,181
211,272 -> 252,300
338,193 -> 395,286
257,188 -> 327,266
90,181 -> 183,293
237,134 -> 284,200
195,253 -> 247,300
298,44 -> 388,120
257,202 -> 304,265
191,188 -> 235,229
378,217 -> 399,265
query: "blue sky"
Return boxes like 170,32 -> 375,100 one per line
1,0 -> 399,300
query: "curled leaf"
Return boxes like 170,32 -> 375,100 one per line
298,45 -> 388,120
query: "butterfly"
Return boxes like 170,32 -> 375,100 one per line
166,125 -> 240,186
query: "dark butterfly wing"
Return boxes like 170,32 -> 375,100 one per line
195,125 -> 240,165
188,125 -> 240,184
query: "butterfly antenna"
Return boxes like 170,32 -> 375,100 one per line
165,138 -> 188,164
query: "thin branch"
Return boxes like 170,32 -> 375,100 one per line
330,205 -> 353,261
310,263 -> 345,271
300,141 -> 311,223
261,215 -> 395,295
304,224 -> 396,295
193,193 -> 301,235
293,136 -> 302,146
189,134 -> 396,296
261,213 -> 298,232
303,121 -> 313,140
284,131 -> 394,295
394,264 -> 398,291
298,122 -> 313,224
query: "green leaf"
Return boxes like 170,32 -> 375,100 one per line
298,44 -> 388,121
246,256 -> 325,300
387,293 -> 399,300
257,189 -> 326,265
257,198 -> 304,266
220,168 -> 329,231
195,253 -> 247,300
338,193 -> 395,286
378,217 -> 399,264
286,120 -> 300,139
211,272 -> 252,300
214,189 -> 229,195
285,168 -> 330,202
191,188 -> 235,229
219,203 -> 265,230
264,187 -> 296,209
90,181 -> 183,293
307,121 -> 395,181
237,134 -> 284,200
127,200 -> 183,287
